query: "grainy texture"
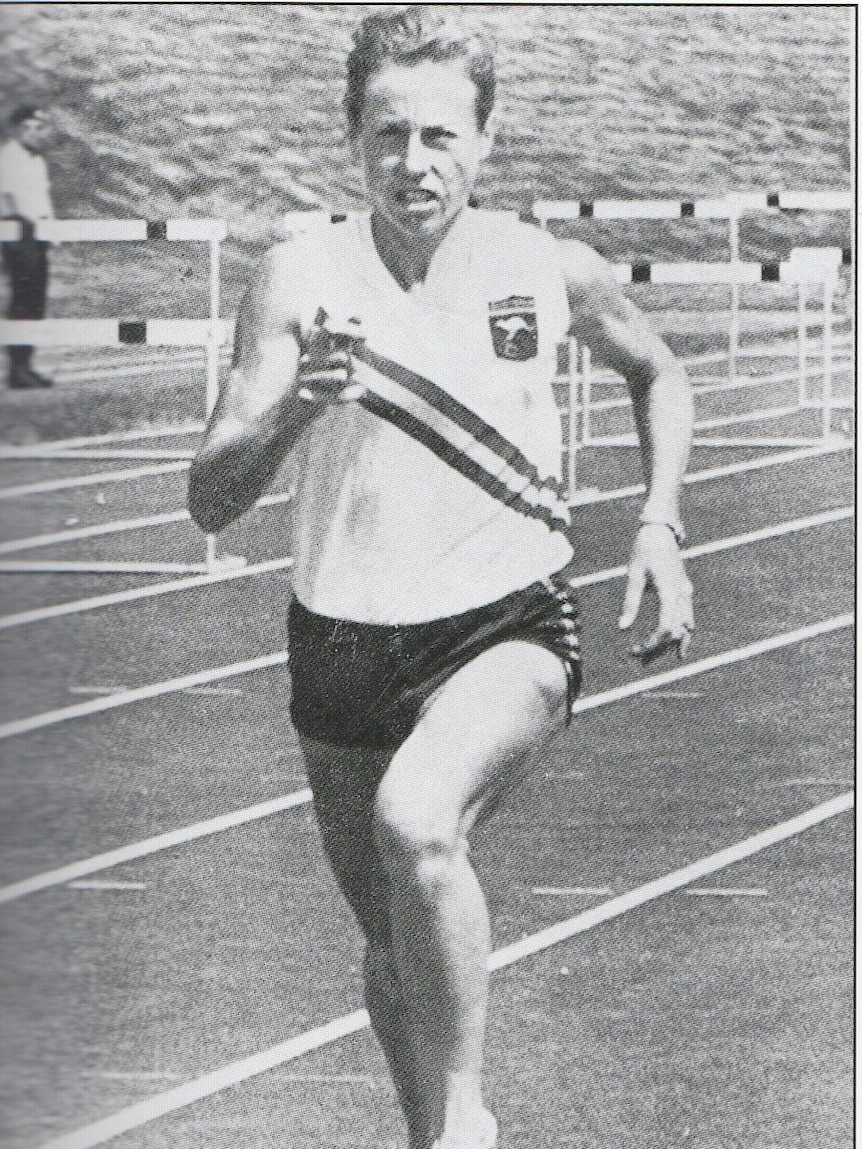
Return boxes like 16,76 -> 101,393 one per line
0,4 -> 852,315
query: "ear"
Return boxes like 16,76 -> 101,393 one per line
478,113 -> 496,162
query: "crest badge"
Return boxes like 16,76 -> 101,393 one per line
488,295 -> 538,361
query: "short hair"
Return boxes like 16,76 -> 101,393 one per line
9,105 -> 43,128
345,6 -> 495,136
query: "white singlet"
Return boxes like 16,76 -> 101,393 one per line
287,207 -> 574,624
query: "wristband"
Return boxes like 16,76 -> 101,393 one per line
638,515 -> 686,545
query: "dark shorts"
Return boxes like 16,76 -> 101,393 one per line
288,573 -> 582,751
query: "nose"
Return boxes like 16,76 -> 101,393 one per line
403,130 -> 430,175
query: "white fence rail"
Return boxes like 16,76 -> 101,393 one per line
1,218 -> 229,573
3,209 -> 852,519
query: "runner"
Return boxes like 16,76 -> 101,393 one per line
189,8 -> 694,1147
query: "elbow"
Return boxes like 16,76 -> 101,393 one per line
188,500 -> 225,536
188,492 -> 224,536
188,462 -> 233,535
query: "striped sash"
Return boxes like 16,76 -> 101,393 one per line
353,343 -> 570,533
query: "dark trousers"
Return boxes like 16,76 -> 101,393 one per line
2,234 -> 49,377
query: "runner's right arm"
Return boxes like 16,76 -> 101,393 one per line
188,244 -> 353,533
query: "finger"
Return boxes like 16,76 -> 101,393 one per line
335,382 -> 366,403
301,342 -> 351,369
632,627 -> 682,664
631,623 -> 670,657
320,349 -> 352,367
297,368 -> 353,392
618,560 -> 647,630
297,375 -> 364,405
681,596 -> 695,635
677,626 -> 693,660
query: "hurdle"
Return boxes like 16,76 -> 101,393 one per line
562,248 -> 851,490
0,218 -> 232,575
534,191 -> 853,382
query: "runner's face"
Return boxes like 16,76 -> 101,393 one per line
18,112 -> 53,154
358,60 -> 492,242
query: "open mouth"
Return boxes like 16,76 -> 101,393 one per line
395,187 -> 440,211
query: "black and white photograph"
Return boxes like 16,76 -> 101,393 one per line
0,5 -> 854,1148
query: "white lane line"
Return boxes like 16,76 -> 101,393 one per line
0,462 -> 190,500
80,1071 -> 181,1082
0,556 -> 295,631
0,653 -> 290,742
0,561 -> 211,575
770,778 -> 854,788
68,687 -> 128,696
588,397 -> 802,427
569,504 -> 853,589
0,790 -> 313,905
181,686 -> 244,697
532,887 -> 613,897
0,510 -> 188,554
0,449 -> 194,461
0,613 -> 851,905
691,435 -> 847,450
685,887 -> 767,897
37,1013 -> 374,1149
0,489 -> 292,555
578,440 -> 846,506
55,355 -> 230,386
694,404 -> 800,431
67,881 -> 147,891
642,691 -> 703,699
570,613 -> 852,718
36,791 -> 852,1149
2,424 -> 203,454
682,442 -> 847,482
0,513 -> 851,742
488,792 -> 852,970
0,441 -> 846,618
269,1073 -> 377,1086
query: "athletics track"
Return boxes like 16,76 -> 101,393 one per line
0,349 -> 854,1149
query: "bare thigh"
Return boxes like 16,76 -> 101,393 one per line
299,638 -> 568,930
374,639 -> 568,850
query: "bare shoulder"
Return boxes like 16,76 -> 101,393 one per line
551,235 -> 677,378
554,236 -> 613,285
551,235 -> 632,327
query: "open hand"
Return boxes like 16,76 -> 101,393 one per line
618,523 -> 694,661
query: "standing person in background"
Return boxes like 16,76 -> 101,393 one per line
0,104 -> 55,389
190,7 -> 694,1148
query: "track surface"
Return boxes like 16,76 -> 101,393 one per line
0,367 -> 854,1149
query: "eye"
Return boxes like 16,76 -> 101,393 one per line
422,127 -> 458,147
376,123 -> 406,142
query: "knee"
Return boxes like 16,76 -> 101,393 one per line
372,781 -> 461,899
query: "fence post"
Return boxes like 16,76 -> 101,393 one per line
822,278 -> 834,439
581,344 -> 592,446
727,203 -> 742,385
788,246 -> 842,438
206,230 -> 223,571
567,336 -> 579,502
797,283 -> 808,408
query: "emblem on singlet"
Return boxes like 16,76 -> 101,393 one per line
488,295 -> 538,361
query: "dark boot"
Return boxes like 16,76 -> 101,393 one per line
7,346 -> 51,388
7,346 -> 39,388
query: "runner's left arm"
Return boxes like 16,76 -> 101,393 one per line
559,239 -> 695,660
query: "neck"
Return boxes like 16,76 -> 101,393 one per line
370,210 -> 459,290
